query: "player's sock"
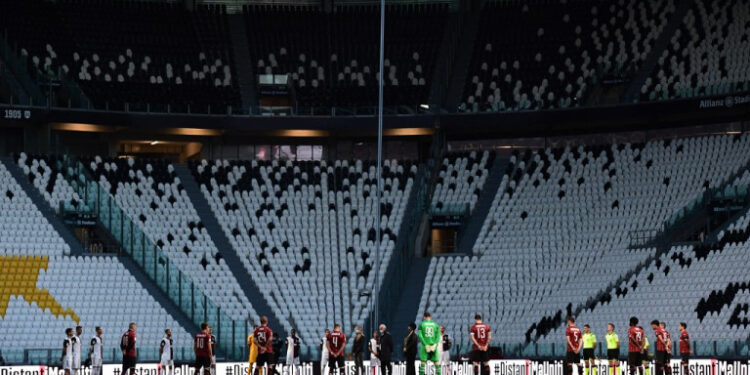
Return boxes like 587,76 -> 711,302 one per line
585,367 -> 590,375
594,366 -> 598,375
645,365 -> 650,375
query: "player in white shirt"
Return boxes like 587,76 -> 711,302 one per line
208,326 -> 217,375
286,329 -> 301,375
71,326 -> 83,375
438,326 -> 451,375
159,329 -> 174,375
89,327 -> 104,375
61,328 -> 74,375
369,332 -> 380,375
321,329 -> 330,375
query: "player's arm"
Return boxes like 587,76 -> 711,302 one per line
471,330 -> 481,348
686,336 -> 692,354
485,331 -> 492,351
566,335 -> 574,352
61,340 -> 68,361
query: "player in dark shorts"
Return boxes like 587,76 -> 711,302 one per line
651,320 -> 668,375
194,322 -> 213,375
121,323 -> 137,375
565,317 -> 583,375
678,323 -> 690,375
659,323 -> 673,375
606,324 -> 620,375
627,317 -> 645,375
254,316 -> 274,375
327,324 -> 347,375
581,325 -> 597,375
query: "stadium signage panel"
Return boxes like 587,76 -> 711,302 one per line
2,360 -> 738,375
2,108 -> 32,121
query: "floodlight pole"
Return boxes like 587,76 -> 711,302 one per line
373,0 -> 385,333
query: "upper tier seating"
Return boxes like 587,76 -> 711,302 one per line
0,161 -> 70,256
461,0 -> 675,112
418,134 -> 750,346
0,255 -> 192,357
191,159 -> 417,344
431,151 -> 495,213
245,4 -> 446,111
16,153 -> 86,213
639,0 -> 750,101
85,157 -> 259,325
0,0 -> 239,113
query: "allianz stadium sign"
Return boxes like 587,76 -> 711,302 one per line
1,360 -> 748,375
699,94 -> 750,109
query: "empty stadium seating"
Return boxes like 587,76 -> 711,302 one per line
0,0 -> 239,113
418,134 -> 750,347
0,255 -> 192,357
84,157 -> 259,325
461,0 -> 675,112
431,151 -> 495,213
191,158 -> 417,344
639,0 -> 750,101
16,153 -> 85,213
0,161 -> 70,256
571,205 -> 750,344
245,4 -> 446,110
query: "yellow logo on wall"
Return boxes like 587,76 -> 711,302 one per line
0,255 -> 79,323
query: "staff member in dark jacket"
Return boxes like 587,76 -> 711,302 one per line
404,323 -> 418,375
352,326 -> 366,375
379,324 -> 394,375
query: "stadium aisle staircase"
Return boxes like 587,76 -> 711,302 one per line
227,13 -> 257,110
621,0 -> 693,103
455,155 -> 507,254
1,156 -> 84,255
173,163 -> 284,331
389,257 -> 430,359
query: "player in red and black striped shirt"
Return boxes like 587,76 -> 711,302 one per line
327,324 -> 347,375
627,317 -> 645,375
120,323 -> 137,375
678,323 -> 691,375
254,316 -> 274,375
194,322 -> 213,375
564,317 -> 582,375
659,322 -> 673,375
651,320 -> 668,375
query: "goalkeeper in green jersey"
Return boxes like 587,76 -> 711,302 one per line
418,312 -> 442,375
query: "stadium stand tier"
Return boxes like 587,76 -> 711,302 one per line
460,0 -> 675,112
639,0 -> 750,101
418,134 -> 750,346
431,151 -> 496,213
191,158 -> 417,344
84,157 -> 260,324
0,0 -> 239,112
0,160 -> 191,360
245,4 -> 446,110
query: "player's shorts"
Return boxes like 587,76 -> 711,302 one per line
680,353 -> 690,363
195,356 -> 212,370
256,353 -> 273,367
655,351 -> 667,364
122,356 -> 137,375
328,355 -> 345,369
439,351 -> 450,365
664,352 -> 672,364
565,352 -> 581,364
642,350 -> 650,362
160,355 -> 174,366
63,358 -> 73,371
370,356 -> 380,367
607,349 -> 619,361
471,349 -> 489,363
583,349 -> 595,361
627,352 -> 641,367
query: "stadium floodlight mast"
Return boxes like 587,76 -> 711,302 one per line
372,0 -> 386,336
